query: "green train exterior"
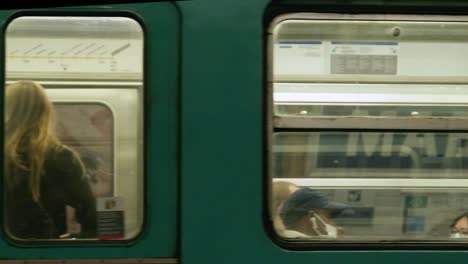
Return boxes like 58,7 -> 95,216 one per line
1,0 -> 468,263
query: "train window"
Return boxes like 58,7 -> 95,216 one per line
268,14 -> 468,243
4,16 -> 143,241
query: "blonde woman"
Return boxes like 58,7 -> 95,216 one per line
4,80 -> 96,239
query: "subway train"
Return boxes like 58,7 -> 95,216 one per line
2,0 -> 468,263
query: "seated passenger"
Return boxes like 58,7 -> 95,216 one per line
279,188 -> 346,238
272,181 -> 299,232
4,80 -> 96,239
450,212 -> 468,239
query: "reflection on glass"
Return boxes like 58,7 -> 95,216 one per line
274,132 -> 468,179
275,104 -> 468,118
270,16 -> 468,242
273,83 -> 468,118
273,132 -> 468,240
273,186 -> 468,240
55,104 -> 114,198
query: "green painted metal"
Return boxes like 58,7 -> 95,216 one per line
0,2 -> 179,260
276,0 -> 468,7
4,0 -> 468,262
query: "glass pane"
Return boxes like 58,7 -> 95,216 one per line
272,186 -> 468,240
269,15 -> 468,243
4,16 -> 143,241
55,104 -> 114,198
272,132 -> 468,240
272,18 -> 468,118
6,16 -> 143,79
273,20 -> 468,78
274,132 -> 468,179
275,83 -> 468,118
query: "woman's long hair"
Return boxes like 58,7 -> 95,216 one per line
5,80 -> 59,202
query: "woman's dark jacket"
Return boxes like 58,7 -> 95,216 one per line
5,146 -> 96,239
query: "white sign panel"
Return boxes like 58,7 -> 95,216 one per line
6,38 -> 142,74
274,41 -> 325,76
330,41 -> 399,75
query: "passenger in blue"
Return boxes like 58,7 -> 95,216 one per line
280,188 -> 347,238
4,80 -> 96,239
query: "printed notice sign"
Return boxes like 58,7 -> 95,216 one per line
97,197 -> 124,240
274,41 -> 325,76
330,41 -> 399,75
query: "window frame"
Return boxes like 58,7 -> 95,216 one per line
266,12 -> 468,249
2,12 -> 146,246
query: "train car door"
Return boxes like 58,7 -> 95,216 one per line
0,2 -> 179,263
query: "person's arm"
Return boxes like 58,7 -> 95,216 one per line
60,148 -> 97,238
